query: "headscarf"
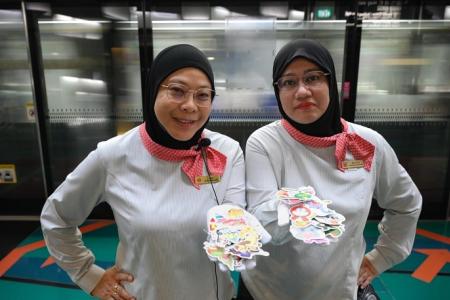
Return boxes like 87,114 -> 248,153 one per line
143,44 -> 215,149
273,39 -> 342,137
274,39 -> 375,172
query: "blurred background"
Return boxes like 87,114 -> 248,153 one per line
0,0 -> 449,220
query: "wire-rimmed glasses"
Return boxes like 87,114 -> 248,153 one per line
160,83 -> 215,107
274,71 -> 330,92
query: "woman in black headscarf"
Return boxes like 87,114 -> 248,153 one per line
41,44 -> 247,300
241,39 -> 422,300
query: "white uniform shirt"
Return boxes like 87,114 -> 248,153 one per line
41,126 -> 246,300
241,120 -> 422,300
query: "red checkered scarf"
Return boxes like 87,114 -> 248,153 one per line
139,124 -> 227,189
281,118 -> 375,172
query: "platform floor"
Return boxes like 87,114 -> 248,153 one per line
0,220 -> 448,299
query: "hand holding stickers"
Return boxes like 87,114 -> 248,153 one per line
277,186 -> 345,245
203,205 -> 271,271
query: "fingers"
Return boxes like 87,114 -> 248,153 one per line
259,227 -> 272,244
91,267 -> 136,300
360,258 -> 378,277
361,277 -> 371,289
365,259 -> 378,276
115,271 -> 134,283
358,269 -> 373,288
112,269 -> 135,299
358,257 -> 378,288
111,283 -> 136,300
277,203 -> 290,226
359,275 -> 372,289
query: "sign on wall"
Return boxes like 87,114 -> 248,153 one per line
0,164 -> 17,184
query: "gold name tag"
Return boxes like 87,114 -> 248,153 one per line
341,160 -> 364,169
195,175 -> 221,184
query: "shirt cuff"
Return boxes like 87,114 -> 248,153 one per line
365,248 -> 391,275
76,264 -> 105,294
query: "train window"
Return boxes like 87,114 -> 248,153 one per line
356,20 -> 450,218
0,7 -> 46,214
149,2 -> 345,149
36,5 -> 142,190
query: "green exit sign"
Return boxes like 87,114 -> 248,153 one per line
315,7 -> 334,19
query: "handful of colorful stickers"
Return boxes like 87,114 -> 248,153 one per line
277,186 -> 345,245
203,205 -> 270,271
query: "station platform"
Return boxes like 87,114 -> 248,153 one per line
0,220 -> 448,299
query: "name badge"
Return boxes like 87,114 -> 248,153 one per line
341,160 -> 364,170
195,175 -> 221,184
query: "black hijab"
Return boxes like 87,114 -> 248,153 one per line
273,39 -> 342,137
143,44 -> 215,149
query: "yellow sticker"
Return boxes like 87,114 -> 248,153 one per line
26,102 -> 35,121
0,164 -> 17,184
195,175 -> 221,184
341,160 -> 364,170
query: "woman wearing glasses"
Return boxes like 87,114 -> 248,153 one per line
241,39 -> 422,299
41,44 -> 246,300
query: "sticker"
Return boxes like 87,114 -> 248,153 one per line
307,200 -> 333,216
290,225 -> 326,241
204,205 -> 269,271
195,175 -> 221,184
276,186 -> 346,245
0,164 -> 17,184
326,227 -> 344,239
304,238 -> 330,245
290,204 -> 313,218
315,214 -> 345,226
291,218 -> 311,228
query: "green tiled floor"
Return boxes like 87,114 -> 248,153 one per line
365,220 -> 450,300
0,220 -> 449,299
0,280 -> 92,300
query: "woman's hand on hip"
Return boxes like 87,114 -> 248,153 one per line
358,257 -> 378,288
91,266 -> 135,300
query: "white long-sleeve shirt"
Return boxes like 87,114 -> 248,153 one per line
41,125 -> 246,300
241,120 -> 422,300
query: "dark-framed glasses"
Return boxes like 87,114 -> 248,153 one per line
160,83 -> 214,107
274,71 -> 330,92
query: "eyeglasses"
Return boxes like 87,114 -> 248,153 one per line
274,71 -> 330,92
160,83 -> 215,108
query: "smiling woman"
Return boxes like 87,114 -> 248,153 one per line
40,44 -> 246,300
154,67 -> 213,141
143,44 -> 217,149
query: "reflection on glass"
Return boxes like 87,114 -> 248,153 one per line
38,6 -> 142,185
151,16 -> 345,121
0,9 -> 46,213
356,20 -> 450,218
0,9 -> 33,124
